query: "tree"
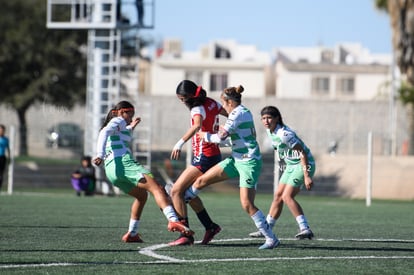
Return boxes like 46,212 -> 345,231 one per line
0,0 -> 87,156
375,0 -> 414,154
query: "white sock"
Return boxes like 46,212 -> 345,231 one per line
296,214 -> 309,231
162,205 -> 179,222
184,186 -> 200,202
128,219 -> 140,236
251,210 -> 277,242
266,214 -> 276,229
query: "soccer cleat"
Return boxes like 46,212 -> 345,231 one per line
295,228 -> 314,240
168,235 -> 194,246
259,238 -> 280,250
167,221 -> 194,236
201,224 -> 222,245
249,230 -> 264,238
122,232 -> 144,243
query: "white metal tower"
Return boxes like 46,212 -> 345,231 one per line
47,0 -> 154,191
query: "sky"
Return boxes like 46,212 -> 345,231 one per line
133,0 -> 392,54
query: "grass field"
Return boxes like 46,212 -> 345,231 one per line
0,190 -> 413,274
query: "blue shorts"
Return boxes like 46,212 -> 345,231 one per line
192,154 -> 222,173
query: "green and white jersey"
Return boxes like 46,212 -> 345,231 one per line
96,117 -> 133,161
267,124 -> 314,165
223,105 -> 261,161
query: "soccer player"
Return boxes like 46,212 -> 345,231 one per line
249,105 -> 315,239
184,85 -> 280,250
168,80 -> 227,246
93,100 -> 193,242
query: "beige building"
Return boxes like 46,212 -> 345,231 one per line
149,39 -> 272,98
274,43 -> 391,100
145,40 -> 391,101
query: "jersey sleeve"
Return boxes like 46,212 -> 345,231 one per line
96,117 -> 125,158
222,110 -> 238,134
280,129 -> 299,149
190,105 -> 206,120
96,127 -> 110,159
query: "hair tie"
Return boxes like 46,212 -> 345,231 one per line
194,86 -> 202,97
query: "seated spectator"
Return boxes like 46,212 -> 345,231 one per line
71,156 -> 96,196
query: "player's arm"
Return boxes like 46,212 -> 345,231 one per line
126,117 -> 141,130
171,114 -> 202,160
93,123 -> 114,165
201,125 -> 230,143
219,107 -> 228,117
292,143 -> 313,190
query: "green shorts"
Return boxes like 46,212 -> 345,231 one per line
218,157 -> 262,189
104,154 -> 152,194
279,162 -> 316,188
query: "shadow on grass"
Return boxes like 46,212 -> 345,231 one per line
201,242 -> 267,248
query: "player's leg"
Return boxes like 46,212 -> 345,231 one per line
282,186 -> 313,239
282,164 -> 315,239
249,183 -> 286,238
188,154 -> 222,244
238,159 -> 280,249
137,174 -> 194,236
169,166 -> 201,246
189,197 -> 222,245
190,159 -> 231,196
170,166 -> 201,220
0,156 -> 5,190
240,187 -> 279,250
122,187 -> 148,242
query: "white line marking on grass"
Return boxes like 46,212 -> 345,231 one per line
316,238 -> 414,243
0,263 -> 80,269
139,237 -> 414,263
140,243 -> 184,262
2,255 -> 414,269
2,237 -> 414,269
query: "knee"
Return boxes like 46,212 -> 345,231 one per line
240,199 -> 254,214
281,193 -> 293,204
273,193 -> 283,204
170,186 -> 182,200
270,191 -> 283,207
193,177 -> 203,189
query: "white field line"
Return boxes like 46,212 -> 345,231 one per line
138,237 -> 414,262
1,238 -> 414,269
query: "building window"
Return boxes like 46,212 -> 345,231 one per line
321,50 -> 334,63
337,77 -> 355,95
185,71 -> 203,85
311,77 -> 330,95
214,44 -> 231,59
210,73 -> 228,92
